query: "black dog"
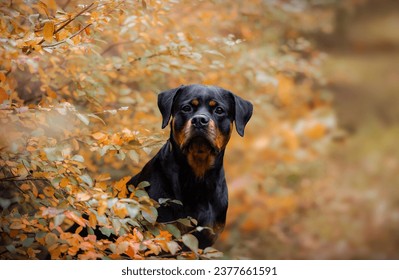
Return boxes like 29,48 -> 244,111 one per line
127,84 -> 253,248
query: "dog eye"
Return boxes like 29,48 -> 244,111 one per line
215,107 -> 224,114
182,105 -> 192,112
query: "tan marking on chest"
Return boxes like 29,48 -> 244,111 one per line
187,143 -> 215,178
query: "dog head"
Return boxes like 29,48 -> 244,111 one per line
157,84 -> 253,177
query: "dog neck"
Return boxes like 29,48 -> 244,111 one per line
167,138 -> 225,180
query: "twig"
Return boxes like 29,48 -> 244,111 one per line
41,23 -> 92,49
101,39 -> 139,55
27,2 -> 96,54
0,176 -> 48,182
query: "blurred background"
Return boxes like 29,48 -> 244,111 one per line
218,0 -> 399,259
1,0 -> 399,259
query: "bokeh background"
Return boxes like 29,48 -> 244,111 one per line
1,0 -> 398,259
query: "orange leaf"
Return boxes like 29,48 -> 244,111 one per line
76,192 -> 91,202
60,177 -> 69,188
111,134 -> 123,145
19,183 -> 31,191
97,200 -> 107,216
277,75 -> 294,106
305,123 -> 326,140
88,212 -> 97,228
9,221 -> 26,230
43,0 -> 57,10
0,72 -> 6,83
116,241 -> 129,254
113,204 -> 128,219
0,87 -> 8,103
65,211 -> 86,227
43,21 -> 55,42
43,186 -> 55,197
46,87 -> 57,98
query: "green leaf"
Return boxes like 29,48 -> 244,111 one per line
202,247 -> 223,259
76,113 -> 89,125
165,224 -> 181,239
99,227 -> 112,237
142,147 -> 152,155
100,145 -> 111,156
137,181 -> 150,189
54,214 -> 65,227
128,150 -> 139,164
107,198 -> 118,208
203,49 -> 225,57
44,147 -> 62,161
51,177 -> 62,187
134,189 -> 148,198
167,241 -> 180,255
182,233 -> 198,253
80,174 -> 93,188
142,206 -> 157,224
71,154 -> 84,162
158,198 -> 183,206
6,244 -> 16,253
126,205 -> 139,218
22,237 -> 35,248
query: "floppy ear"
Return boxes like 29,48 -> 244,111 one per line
157,85 -> 184,129
232,94 -> 253,137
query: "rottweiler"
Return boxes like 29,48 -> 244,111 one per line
127,84 -> 253,248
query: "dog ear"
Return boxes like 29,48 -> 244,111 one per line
231,93 -> 253,137
157,85 -> 184,129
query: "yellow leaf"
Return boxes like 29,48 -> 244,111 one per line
43,21 -> 55,42
92,132 -> 107,141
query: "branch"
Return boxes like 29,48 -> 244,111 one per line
54,3 -> 95,35
101,39 -> 139,55
41,23 -> 92,49
26,2 -> 96,54
0,176 -> 48,182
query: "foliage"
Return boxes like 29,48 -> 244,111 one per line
0,0 -> 339,259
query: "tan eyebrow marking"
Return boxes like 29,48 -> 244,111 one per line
191,99 -> 199,106
209,100 -> 217,107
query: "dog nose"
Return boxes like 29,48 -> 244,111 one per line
191,115 -> 210,128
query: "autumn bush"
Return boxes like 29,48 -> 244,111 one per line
0,0 -> 337,259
